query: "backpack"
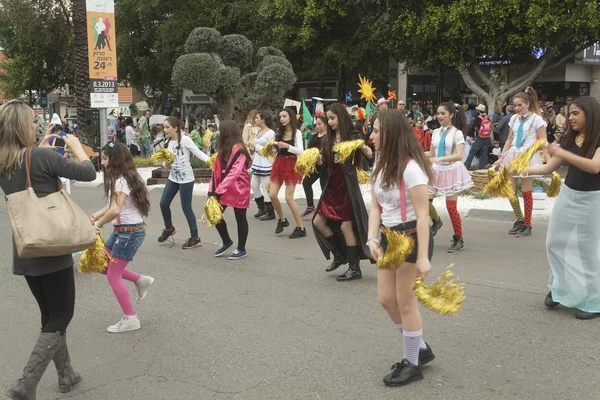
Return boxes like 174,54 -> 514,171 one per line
478,115 -> 492,138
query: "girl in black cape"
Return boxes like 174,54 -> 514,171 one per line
312,103 -> 375,281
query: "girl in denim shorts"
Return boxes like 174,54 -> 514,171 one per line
92,142 -> 154,333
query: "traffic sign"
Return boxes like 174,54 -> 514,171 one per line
47,93 -> 59,104
40,91 -> 48,108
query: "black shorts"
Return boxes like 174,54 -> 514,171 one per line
380,220 -> 434,264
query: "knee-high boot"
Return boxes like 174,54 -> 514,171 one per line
336,245 -> 362,281
53,333 -> 81,393
7,332 -> 63,400
253,196 -> 266,218
324,231 -> 348,272
260,202 -> 276,221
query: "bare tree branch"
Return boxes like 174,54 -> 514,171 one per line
457,64 -> 488,100
56,0 -> 72,30
471,63 -> 493,89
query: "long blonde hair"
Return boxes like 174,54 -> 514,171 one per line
0,100 -> 36,176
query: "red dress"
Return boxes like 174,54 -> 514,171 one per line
317,161 -> 353,222
270,139 -> 302,185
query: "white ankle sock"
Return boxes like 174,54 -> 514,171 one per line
403,329 -> 422,365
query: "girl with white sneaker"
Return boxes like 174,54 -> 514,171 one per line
92,142 -> 155,333
209,121 -> 252,260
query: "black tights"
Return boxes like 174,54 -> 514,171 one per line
302,172 -> 325,208
215,207 -> 249,251
25,267 -> 75,335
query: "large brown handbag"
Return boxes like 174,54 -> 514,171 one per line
4,147 -> 97,258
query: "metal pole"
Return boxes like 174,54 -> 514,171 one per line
99,108 -> 108,149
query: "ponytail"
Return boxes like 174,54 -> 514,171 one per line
514,86 -> 541,115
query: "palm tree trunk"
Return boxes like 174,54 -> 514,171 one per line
71,0 -> 92,145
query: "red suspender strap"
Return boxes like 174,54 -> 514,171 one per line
399,179 -> 407,223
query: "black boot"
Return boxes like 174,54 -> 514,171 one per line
260,202 -> 276,221
325,232 -> 347,272
337,246 -> 362,281
253,196 -> 266,218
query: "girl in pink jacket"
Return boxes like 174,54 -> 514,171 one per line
209,121 -> 253,260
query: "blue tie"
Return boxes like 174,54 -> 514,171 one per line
515,116 -> 526,148
437,128 -> 448,158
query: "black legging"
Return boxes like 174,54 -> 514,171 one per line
302,172 -> 326,208
215,207 -> 249,251
25,267 -> 75,334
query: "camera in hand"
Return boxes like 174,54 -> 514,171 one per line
53,137 -> 66,148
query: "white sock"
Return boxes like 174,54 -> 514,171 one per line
398,324 -> 427,349
403,329 -> 422,365
396,323 -> 403,333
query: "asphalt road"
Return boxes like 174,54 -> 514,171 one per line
1,187 -> 598,400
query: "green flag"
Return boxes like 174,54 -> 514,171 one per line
365,101 -> 376,119
302,98 -> 313,128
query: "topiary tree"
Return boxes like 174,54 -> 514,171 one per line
172,27 -> 296,121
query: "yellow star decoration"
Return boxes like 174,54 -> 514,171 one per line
357,74 -> 376,103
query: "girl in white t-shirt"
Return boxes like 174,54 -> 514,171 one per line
498,87 -> 548,237
426,102 -> 473,253
368,109 -> 435,387
157,117 -> 209,249
92,142 -> 154,333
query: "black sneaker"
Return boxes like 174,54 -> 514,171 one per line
544,292 -> 559,309
508,220 -> 524,235
158,227 -> 176,243
383,359 -> 423,387
419,343 -> 435,365
289,227 -> 307,239
301,206 -> 316,219
182,237 -> 202,249
448,235 -> 464,253
430,219 -> 443,237
516,225 -> 532,237
275,218 -> 289,234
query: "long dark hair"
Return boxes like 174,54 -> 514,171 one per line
439,102 -> 468,137
102,142 -> 150,216
164,116 -> 182,154
372,109 -> 435,189
321,102 -> 359,166
275,108 -> 299,142
217,120 -> 252,168
257,110 -> 273,130
560,96 -> 600,159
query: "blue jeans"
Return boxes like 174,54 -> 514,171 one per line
105,226 -> 146,261
160,180 -> 198,238
464,138 -> 491,169
140,138 -> 153,158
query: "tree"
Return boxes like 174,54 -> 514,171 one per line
0,0 -> 73,104
380,0 -> 600,107
72,0 -> 92,143
258,0 -> 391,81
171,27 -> 296,121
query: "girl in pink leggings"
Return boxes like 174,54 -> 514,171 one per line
92,142 -> 154,333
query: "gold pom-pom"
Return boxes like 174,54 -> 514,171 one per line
356,168 -> 370,184
207,153 -> 218,171
203,129 -> 213,150
547,172 -> 561,197
483,168 -> 516,200
487,166 -> 496,181
506,139 -> 547,176
413,265 -> 464,316
377,228 -> 415,270
79,234 -> 111,274
259,140 -> 276,160
295,148 -> 320,176
200,196 -> 224,226
151,148 -> 175,165
333,139 -> 364,164
265,180 -> 271,195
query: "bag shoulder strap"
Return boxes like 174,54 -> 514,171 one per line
24,147 -> 33,189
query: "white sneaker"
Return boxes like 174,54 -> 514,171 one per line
136,275 -> 154,304
107,315 -> 141,333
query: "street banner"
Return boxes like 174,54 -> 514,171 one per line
86,0 -> 119,108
